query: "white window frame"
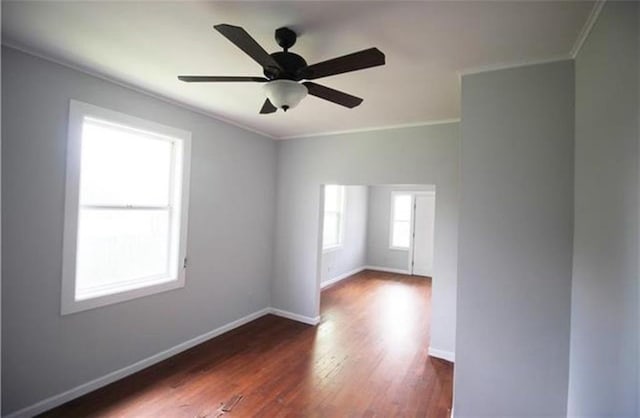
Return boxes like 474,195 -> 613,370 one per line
61,100 -> 191,315
322,185 -> 346,252
389,191 -> 413,250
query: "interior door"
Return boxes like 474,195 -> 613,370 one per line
411,193 -> 435,277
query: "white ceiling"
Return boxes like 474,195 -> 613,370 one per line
2,1 -> 595,139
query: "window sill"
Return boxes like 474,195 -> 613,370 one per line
389,246 -> 410,251
61,274 -> 185,315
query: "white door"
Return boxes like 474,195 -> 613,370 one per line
411,194 -> 435,277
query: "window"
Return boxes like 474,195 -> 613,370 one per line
390,193 -> 412,249
61,100 -> 191,314
323,185 -> 345,250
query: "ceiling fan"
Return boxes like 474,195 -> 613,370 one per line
178,24 -> 385,114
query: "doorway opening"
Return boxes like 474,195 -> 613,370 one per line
316,184 -> 436,292
315,183 -> 449,380
391,190 -> 436,276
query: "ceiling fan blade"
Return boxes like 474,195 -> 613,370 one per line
303,82 -> 363,108
260,98 -> 277,114
178,76 -> 268,82
297,48 -> 385,80
214,24 -> 283,73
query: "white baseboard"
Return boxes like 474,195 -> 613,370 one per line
364,265 -> 411,275
6,307 -> 273,418
6,305 -> 323,417
6,305 -> 324,417
4,300 -> 354,418
320,266 -> 366,289
268,307 -> 321,325
428,346 -> 455,363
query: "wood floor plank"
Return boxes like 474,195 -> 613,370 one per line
40,270 -> 453,417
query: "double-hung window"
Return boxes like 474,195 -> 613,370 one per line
322,185 -> 345,250
390,193 -> 412,249
61,100 -> 191,314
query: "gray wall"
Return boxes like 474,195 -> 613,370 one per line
568,2 -> 640,416
273,123 -> 459,356
455,61 -> 574,416
1,47 -> 277,415
320,185 -> 368,284
366,184 -> 435,272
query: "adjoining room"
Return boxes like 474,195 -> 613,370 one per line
319,184 -> 436,285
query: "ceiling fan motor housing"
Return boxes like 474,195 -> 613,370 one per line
265,51 -> 307,80
260,27 -> 307,80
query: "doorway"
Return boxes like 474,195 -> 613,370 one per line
317,184 -> 436,291
410,192 -> 436,277
389,189 -> 436,276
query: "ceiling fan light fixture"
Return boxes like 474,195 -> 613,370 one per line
263,79 -> 308,111
178,24 -> 384,114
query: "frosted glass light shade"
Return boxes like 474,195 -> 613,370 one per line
263,80 -> 308,111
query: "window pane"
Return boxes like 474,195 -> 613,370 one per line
75,208 -> 171,298
392,220 -> 410,248
323,212 -> 339,247
324,185 -> 343,212
393,194 -> 412,221
80,120 -> 173,207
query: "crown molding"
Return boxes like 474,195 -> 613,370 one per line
278,118 -> 460,140
1,41 -> 277,140
570,0 -> 606,59
458,55 -> 572,79
457,1 -> 606,79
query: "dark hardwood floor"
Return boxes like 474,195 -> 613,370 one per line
41,270 -> 453,417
